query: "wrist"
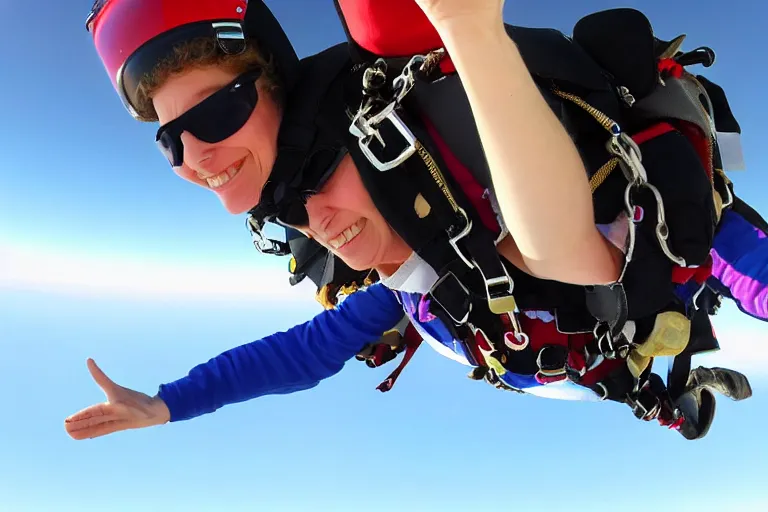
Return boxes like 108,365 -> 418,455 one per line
431,11 -> 507,44
151,394 -> 172,424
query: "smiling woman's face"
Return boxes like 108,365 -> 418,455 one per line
152,65 -> 283,214
299,154 -> 412,274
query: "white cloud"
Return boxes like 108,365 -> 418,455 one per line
2,242 -> 766,378
650,308 -> 768,379
0,242 -> 317,303
694,318 -> 768,378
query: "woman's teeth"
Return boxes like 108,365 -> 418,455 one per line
206,160 -> 244,189
329,220 -> 364,250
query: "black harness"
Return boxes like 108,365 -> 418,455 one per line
247,9 -> 753,439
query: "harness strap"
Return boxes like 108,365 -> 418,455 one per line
270,44 -> 350,186
348,57 -> 520,330
341,16 -> 742,438
585,284 -> 630,358
421,116 -> 499,234
333,0 -> 457,74
626,372 -> 682,425
376,323 -> 424,392
571,115 -> 715,359
671,256 -> 712,285
247,44 -> 353,252
356,329 -> 407,368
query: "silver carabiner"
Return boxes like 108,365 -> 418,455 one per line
691,280 -> 709,311
644,182 -> 688,268
616,195 -> 637,283
613,132 -> 688,268
392,54 -> 429,104
607,133 -> 647,185
246,216 -> 284,254
392,48 -> 445,104
362,58 -> 388,93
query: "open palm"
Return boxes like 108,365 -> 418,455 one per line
64,359 -> 170,440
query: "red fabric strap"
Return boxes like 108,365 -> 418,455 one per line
336,0 -> 456,73
377,323 -> 423,392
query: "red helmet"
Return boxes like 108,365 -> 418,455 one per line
86,0 -> 299,120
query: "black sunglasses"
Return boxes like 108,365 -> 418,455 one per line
273,146 -> 349,227
155,68 -> 263,167
247,146 -> 348,255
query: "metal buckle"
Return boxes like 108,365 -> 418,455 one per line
478,266 -> 517,316
444,204 -> 516,315
348,51 -> 442,172
715,168 -> 734,210
596,327 -> 615,356
608,132 -> 647,185
246,216 -> 290,256
471,326 -> 508,377
691,280 -> 709,311
629,396 -> 650,419
665,407 -> 686,431
349,105 -> 417,171
392,54 -> 426,104
595,382 -> 609,401
627,391 -> 661,421
428,271 -> 471,325
644,182 -> 688,267
446,207 -> 474,269
594,325 -> 631,360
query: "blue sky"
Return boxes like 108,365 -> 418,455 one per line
1,1 -> 767,511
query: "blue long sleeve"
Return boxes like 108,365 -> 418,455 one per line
157,284 -> 404,421
709,208 -> 768,321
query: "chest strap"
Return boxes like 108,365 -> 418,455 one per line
356,321 -> 424,393
348,53 -> 520,328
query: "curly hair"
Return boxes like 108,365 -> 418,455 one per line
133,37 -> 281,122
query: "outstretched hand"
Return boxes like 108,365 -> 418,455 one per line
64,358 -> 170,440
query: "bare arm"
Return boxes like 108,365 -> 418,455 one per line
432,14 -> 622,284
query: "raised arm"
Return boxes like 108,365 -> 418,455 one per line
420,1 -> 622,284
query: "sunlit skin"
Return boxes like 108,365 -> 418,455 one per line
151,35 -> 625,284
153,66 -> 282,216
300,155 -> 413,275
152,66 -> 413,276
